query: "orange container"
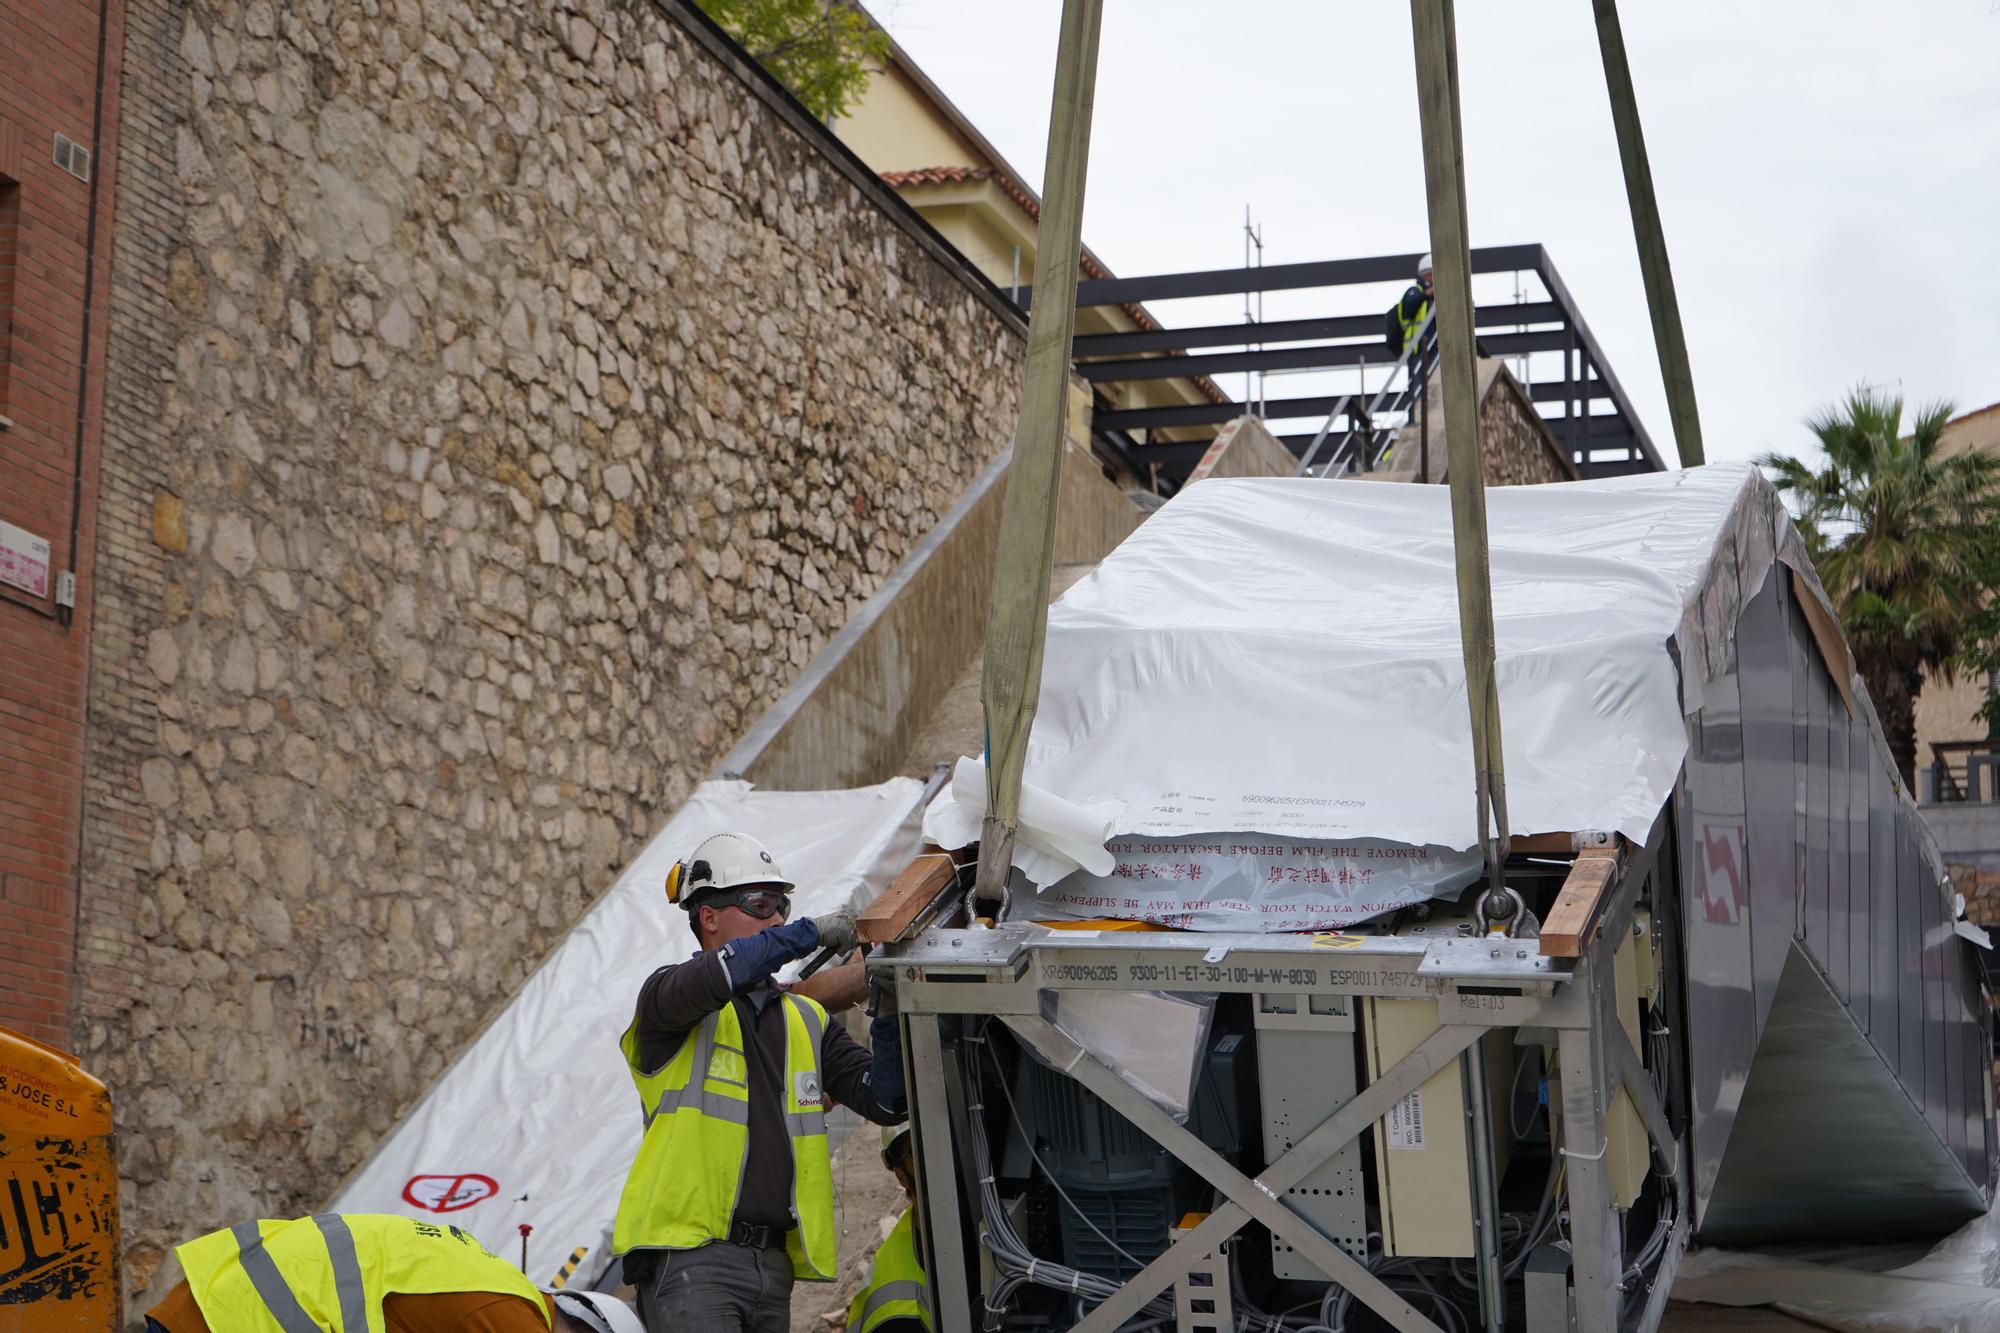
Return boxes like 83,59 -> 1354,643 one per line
0,1025 -> 120,1331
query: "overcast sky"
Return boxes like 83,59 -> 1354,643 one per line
868,1 -> 2000,466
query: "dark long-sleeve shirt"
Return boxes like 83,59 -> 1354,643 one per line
632,950 -> 904,1232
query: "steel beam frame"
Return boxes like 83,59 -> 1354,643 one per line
1072,301 -> 1563,360
876,806 -> 1688,1333
1065,243 -> 1665,483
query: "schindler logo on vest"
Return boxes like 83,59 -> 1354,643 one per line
402,1172 -> 500,1213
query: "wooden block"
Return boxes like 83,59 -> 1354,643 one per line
1510,832 -> 1575,855
857,845 -> 963,944
1539,848 -> 1619,958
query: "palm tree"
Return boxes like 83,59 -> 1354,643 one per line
1757,389 -> 2000,785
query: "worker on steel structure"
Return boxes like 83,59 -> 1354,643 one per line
144,1211 -> 641,1333
614,831 -> 906,1333
1386,252 -> 1435,367
846,1126 -> 932,1333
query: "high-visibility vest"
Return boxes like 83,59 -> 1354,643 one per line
1398,294 -> 1432,357
174,1213 -> 549,1333
846,1209 -> 931,1332
612,990 -> 836,1280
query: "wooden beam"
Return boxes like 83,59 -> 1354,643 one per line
857,847 -> 964,945
1511,832 -> 1576,855
1540,847 -> 1620,957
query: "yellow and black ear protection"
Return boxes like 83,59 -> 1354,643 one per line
664,858 -> 711,908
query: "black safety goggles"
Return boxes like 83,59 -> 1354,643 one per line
704,888 -> 791,920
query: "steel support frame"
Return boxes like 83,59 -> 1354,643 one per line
1007,1013 -> 1472,1333
879,810 -> 1688,1333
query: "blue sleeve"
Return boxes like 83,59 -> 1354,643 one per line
867,1014 -> 907,1117
715,918 -> 821,990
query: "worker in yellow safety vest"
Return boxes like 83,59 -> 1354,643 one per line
142,1211 -> 641,1333
1386,252 -> 1435,366
614,831 -> 908,1333
846,1126 -> 932,1333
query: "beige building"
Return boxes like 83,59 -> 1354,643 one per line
1914,400 -> 2000,780
832,27 -> 1227,477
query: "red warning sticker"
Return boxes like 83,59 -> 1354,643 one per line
402,1173 -> 499,1213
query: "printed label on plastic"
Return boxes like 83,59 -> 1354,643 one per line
1027,834 -> 1482,932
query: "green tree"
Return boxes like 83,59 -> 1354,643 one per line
1757,388 -> 2000,785
695,0 -> 889,121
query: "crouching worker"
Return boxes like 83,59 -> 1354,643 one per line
143,1211 -> 641,1333
848,1126 -> 932,1333
615,832 -> 907,1333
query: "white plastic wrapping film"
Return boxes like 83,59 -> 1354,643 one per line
326,778 -> 926,1286
1026,835 -> 1482,931
927,465 -> 1778,897
1674,1202 -> 2000,1332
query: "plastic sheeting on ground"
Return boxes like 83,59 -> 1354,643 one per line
1673,1204 -> 2000,1332
325,778 -> 926,1288
924,464 -> 1790,908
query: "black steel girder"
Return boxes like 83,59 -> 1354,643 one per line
1071,300 -> 1563,360
1021,243 -> 1547,310
1089,329 -> 1571,400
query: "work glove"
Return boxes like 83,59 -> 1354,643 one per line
867,970 -> 899,1019
813,911 -> 858,957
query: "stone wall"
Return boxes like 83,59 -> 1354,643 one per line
1185,414 -> 1297,483
1375,359 -> 1577,486
77,0 -> 1026,1302
724,434 -> 1141,791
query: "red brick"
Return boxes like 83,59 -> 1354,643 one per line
0,0 -> 123,1041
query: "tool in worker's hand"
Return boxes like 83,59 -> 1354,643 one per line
797,945 -> 839,979
518,1222 -> 532,1271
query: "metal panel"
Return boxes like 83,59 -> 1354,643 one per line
1868,757 -> 1899,1066
1803,635 -> 1830,962
1737,570 -> 1796,1034
1698,944 -> 1987,1241
1944,924 -> 1968,1170
1254,994 -> 1367,1274
1897,819 -> 1924,1099
1924,846 -> 1949,1148
1846,705 -> 1872,1025
1683,657 -> 1753,1228
1826,687 -> 1850,1002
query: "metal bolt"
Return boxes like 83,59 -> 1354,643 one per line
1489,946 -> 1501,958
950,937 -> 963,948
904,967 -> 917,981
1456,922 -> 1475,935
1516,949 -> 1527,959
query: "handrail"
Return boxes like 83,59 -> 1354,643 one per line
1297,312 -> 1438,478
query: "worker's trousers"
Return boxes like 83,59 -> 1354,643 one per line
635,1242 -> 793,1333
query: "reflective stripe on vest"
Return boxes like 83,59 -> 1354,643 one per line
178,1214 -> 548,1333
857,1280 -> 925,1327
1399,296 -> 1431,355
227,1221 -> 322,1333
846,1211 -> 930,1332
647,1019 -> 752,1127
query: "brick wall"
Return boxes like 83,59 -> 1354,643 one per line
0,0 -> 124,1045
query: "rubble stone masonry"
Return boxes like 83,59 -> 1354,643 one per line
77,0 -> 1024,1301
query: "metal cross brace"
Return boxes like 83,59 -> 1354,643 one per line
1001,1014 -> 1482,1333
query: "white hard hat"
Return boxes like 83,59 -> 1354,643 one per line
1417,252 -> 1434,277
549,1289 -> 644,1333
881,1123 -> 913,1169
664,831 -> 794,908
